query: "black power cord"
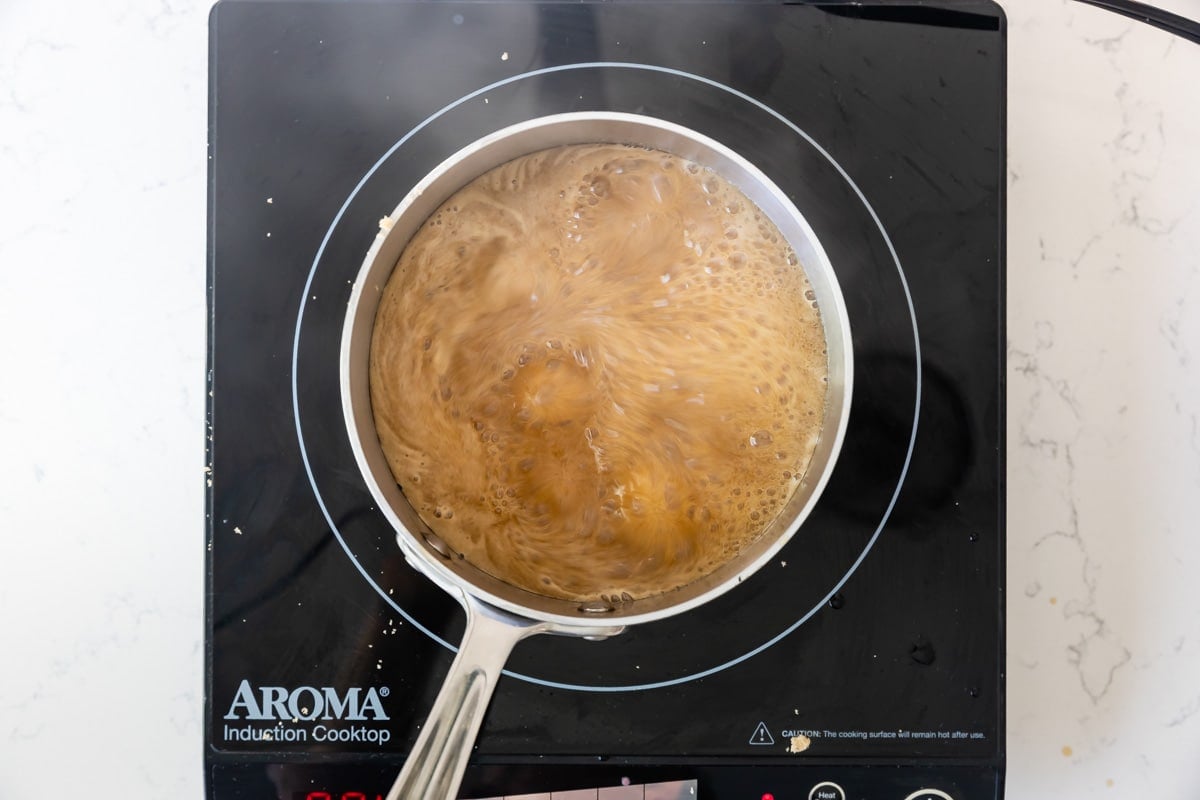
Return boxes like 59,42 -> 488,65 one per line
1070,0 -> 1200,45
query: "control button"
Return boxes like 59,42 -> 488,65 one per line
809,782 -> 845,800
903,790 -> 955,800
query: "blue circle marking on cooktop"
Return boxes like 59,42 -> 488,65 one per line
292,62 -> 922,693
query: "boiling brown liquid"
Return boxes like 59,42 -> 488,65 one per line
369,144 -> 827,602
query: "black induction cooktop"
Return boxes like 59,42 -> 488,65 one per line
205,2 -> 1006,798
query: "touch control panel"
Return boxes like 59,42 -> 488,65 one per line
210,762 -> 996,799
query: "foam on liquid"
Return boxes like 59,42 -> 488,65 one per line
369,144 -> 827,602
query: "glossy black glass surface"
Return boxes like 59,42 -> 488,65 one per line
207,1 -> 1005,797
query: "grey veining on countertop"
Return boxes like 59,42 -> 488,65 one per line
0,0 -> 208,796
1,0 -> 1198,797
1005,0 -> 1200,795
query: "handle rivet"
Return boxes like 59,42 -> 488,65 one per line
578,601 -> 616,614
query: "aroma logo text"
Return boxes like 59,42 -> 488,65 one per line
224,680 -> 390,722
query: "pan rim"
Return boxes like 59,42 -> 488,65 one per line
339,110 -> 854,628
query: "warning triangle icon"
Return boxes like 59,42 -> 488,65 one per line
749,721 -> 775,745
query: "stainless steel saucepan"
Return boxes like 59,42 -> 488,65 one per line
340,112 -> 853,800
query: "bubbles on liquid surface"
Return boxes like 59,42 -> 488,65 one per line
368,143 -> 828,602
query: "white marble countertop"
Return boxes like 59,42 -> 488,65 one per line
1,0 -> 1197,797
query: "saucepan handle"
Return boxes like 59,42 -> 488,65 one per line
385,594 -> 543,800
